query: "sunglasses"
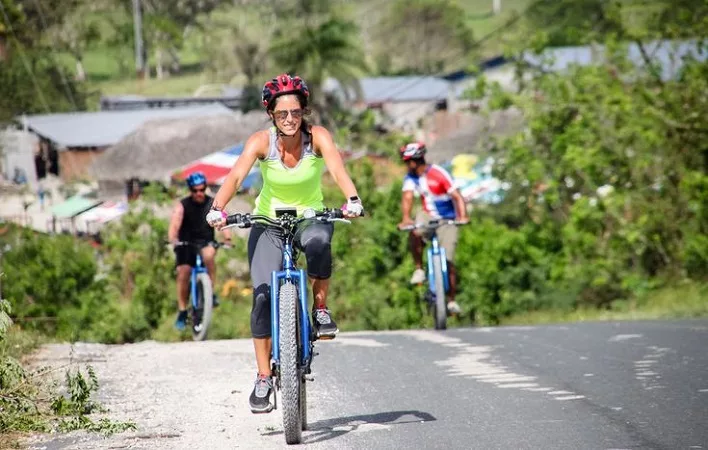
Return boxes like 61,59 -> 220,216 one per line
190,187 -> 206,193
272,108 -> 304,121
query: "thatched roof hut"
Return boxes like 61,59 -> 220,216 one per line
428,108 -> 525,163
91,111 -> 268,183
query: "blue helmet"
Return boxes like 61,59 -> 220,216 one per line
186,171 -> 207,188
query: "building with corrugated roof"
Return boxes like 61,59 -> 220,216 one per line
14,104 -> 235,181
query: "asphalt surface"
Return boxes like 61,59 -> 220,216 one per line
25,320 -> 708,449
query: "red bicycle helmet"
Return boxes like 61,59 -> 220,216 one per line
399,142 -> 427,161
261,74 -> 310,109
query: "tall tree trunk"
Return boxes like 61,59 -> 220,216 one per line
493,0 -> 502,15
168,47 -> 181,73
75,58 -> 86,81
0,35 -> 7,62
156,47 -> 164,79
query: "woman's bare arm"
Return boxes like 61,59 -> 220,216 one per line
312,126 -> 359,199
211,130 -> 269,211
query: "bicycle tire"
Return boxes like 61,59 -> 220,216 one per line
433,256 -> 447,330
192,273 -> 213,341
300,376 -> 307,431
279,282 -> 302,444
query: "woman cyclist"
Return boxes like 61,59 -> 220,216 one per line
206,74 -> 364,414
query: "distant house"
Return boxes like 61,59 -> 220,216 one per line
425,39 -> 705,156
325,76 -> 456,130
448,39 -> 706,101
99,90 -> 244,112
16,104 -> 235,182
90,111 -> 267,199
426,108 -> 525,163
521,39 -> 705,80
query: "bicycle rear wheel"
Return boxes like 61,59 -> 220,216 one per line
192,273 -> 213,341
279,281 -> 302,444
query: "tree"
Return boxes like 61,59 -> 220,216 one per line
46,5 -> 101,81
482,40 -> 708,306
0,0 -> 87,116
0,45 -> 87,120
0,0 -> 84,46
525,0 -> 708,47
269,15 -> 367,119
375,0 -> 474,75
199,4 -> 274,110
140,0 -> 226,77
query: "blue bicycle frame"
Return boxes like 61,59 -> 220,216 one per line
270,240 -> 312,368
426,233 -> 450,296
191,252 -> 208,310
221,209 -> 347,374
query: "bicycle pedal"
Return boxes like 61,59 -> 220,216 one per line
317,334 -> 336,341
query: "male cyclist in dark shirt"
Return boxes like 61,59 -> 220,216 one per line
168,172 -> 231,330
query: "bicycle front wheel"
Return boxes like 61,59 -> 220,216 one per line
192,273 -> 213,341
432,256 -> 447,330
279,282 -> 303,444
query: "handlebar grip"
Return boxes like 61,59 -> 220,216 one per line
225,213 -> 242,226
330,208 -> 365,219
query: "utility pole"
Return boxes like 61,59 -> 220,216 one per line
132,0 -> 145,79
493,0 -> 502,15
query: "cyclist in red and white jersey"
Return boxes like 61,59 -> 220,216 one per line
397,142 -> 468,314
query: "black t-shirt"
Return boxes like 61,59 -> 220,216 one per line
178,195 -> 215,242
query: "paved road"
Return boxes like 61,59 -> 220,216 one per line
25,320 -> 708,449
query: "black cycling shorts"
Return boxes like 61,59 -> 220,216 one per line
174,241 -> 214,267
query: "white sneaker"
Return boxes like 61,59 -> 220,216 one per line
410,268 -> 426,284
447,301 -> 462,315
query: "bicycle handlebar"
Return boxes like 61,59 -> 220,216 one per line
173,240 -> 230,249
222,207 -> 354,230
398,219 -> 468,232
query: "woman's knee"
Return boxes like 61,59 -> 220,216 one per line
250,284 -> 271,338
302,230 -> 333,279
301,225 -> 333,256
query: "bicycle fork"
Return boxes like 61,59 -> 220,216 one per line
269,262 -> 314,409
426,238 -> 450,297
270,268 -> 312,365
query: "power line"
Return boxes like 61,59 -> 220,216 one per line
364,0 -> 536,112
0,1 -> 51,113
30,0 -> 78,110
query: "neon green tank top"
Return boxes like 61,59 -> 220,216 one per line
253,127 -> 325,218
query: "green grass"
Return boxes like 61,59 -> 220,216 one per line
88,72 -> 215,97
152,296 -> 254,342
463,0 -> 533,38
76,0 -> 534,99
0,325 -> 47,362
501,282 -> 708,326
